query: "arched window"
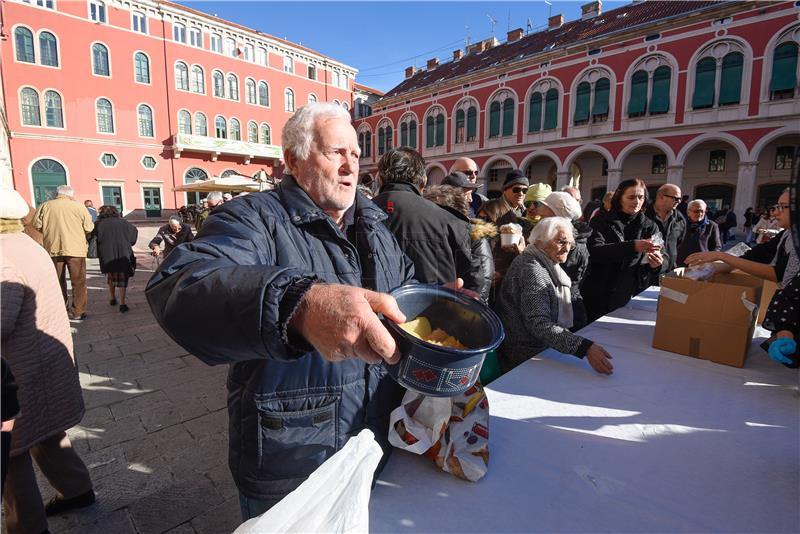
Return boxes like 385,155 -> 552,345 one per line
650,66 -> 671,114
247,121 -> 258,143
15,27 -> 35,63
592,78 -> 610,120
137,104 -> 154,137
185,167 -> 208,183
212,70 -> 224,97
96,98 -> 114,133
308,94 -> 317,104
454,100 -> 477,144
229,118 -> 240,141
378,123 -> 393,155
245,78 -> 256,104
215,116 -> 226,138
31,159 -> 67,207
628,60 -> 672,117
260,123 -> 271,144
44,90 -> 63,128
719,52 -> 743,105
424,108 -> 445,147
528,92 -> 543,132
92,43 -> 109,76
194,112 -> 207,136
628,70 -> 648,117
543,89 -> 559,130
365,131 -> 372,158
284,88 -> 295,112
39,31 -> 58,66
488,93 -> 515,138
259,81 -> 269,106
692,57 -> 716,109
227,74 -> 238,100
574,82 -> 591,124
134,52 -> 149,83
191,65 -> 204,93
573,75 -> 611,125
385,125 -> 394,150
178,110 -> 192,134
770,42 -> 798,100
20,88 -> 40,126
175,61 -> 189,90
399,116 -> 417,149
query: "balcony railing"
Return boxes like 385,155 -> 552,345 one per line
172,133 -> 282,164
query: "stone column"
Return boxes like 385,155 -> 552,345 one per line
734,161 -> 758,219
555,171 -> 571,190
606,168 -> 622,192
666,165 -> 684,190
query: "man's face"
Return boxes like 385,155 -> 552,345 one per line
169,220 -> 181,232
288,116 -> 360,219
686,204 -> 706,223
503,185 -> 527,208
655,186 -> 681,213
452,158 -> 479,184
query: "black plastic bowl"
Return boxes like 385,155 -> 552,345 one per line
384,284 -> 505,397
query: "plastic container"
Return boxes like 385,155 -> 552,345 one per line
384,284 -> 505,397
500,233 -> 521,247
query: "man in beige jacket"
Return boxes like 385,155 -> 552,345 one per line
32,185 -> 94,320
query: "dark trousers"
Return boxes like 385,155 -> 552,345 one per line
52,256 -> 87,316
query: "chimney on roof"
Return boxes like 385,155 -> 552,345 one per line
507,28 -> 524,42
581,1 -> 602,20
426,57 -> 439,70
405,66 -> 417,78
453,49 -> 463,61
548,14 -> 564,29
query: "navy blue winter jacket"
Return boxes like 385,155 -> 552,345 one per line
145,176 -> 415,502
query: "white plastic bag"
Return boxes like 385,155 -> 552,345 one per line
234,429 -> 382,534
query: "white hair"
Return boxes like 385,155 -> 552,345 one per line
282,102 -> 352,161
206,191 -> 223,203
687,199 -> 706,210
168,215 -> 182,224
528,216 -> 574,246
56,185 -> 74,197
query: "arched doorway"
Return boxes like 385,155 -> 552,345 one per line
31,158 -> 67,206
485,159 -> 513,198
184,167 -> 209,206
524,156 -> 557,188
695,184 -> 734,213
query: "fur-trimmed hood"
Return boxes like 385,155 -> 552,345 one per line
470,218 -> 498,241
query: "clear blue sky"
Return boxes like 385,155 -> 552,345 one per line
179,1 -> 628,93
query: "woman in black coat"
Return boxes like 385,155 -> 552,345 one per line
582,179 -> 665,322
93,205 -> 138,312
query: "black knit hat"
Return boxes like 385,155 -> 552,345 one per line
502,169 -> 529,190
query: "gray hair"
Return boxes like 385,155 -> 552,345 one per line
528,216 -> 574,247
281,102 -> 352,161
56,185 -> 74,197
687,199 -> 706,210
168,215 -> 182,224
206,191 -> 223,203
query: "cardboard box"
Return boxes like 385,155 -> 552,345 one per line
730,270 -> 778,325
653,271 -> 762,367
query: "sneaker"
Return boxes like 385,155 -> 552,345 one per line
110,299 -> 117,306
119,304 -> 129,313
69,312 -> 88,321
44,489 -> 95,516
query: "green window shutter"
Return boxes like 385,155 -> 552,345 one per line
455,109 -> 465,143
466,106 -> 477,140
426,116 -> 434,148
400,123 -> 408,147
592,78 -> 610,116
770,42 -> 798,94
435,114 -> 444,146
409,121 -> 417,149
528,92 -> 542,132
501,99 -> 514,136
378,128 -> 385,154
386,126 -> 393,149
692,57 -> 716,109
574,82 -> 591,124
650,66 -> 671,114
543,89 -> 558,130
628,70 -> 648,116
455,109 -> 465,130
365,131 -> 371,156
719,52 -> 743,106
489,101 -> 501,137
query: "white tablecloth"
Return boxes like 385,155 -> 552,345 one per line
370,288 -> 800,532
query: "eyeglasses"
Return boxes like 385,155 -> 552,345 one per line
661,194 -> 681,204
512,187 -> 528,194
463,170 -> 478,176
554,239 -> 573,249
774,203 -> 791,212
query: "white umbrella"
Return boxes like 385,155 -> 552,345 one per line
173,175 -> 261,193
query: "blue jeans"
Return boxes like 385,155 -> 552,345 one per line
239,493 -> 281,521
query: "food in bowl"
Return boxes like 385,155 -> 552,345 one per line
399,316 -> 467,350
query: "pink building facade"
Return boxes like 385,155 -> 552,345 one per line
354,1 -> 799,219
4,0 -> 355,217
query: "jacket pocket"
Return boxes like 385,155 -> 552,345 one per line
255,394 -> 339,480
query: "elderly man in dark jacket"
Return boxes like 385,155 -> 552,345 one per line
373,148 -> 480,292
146,103 -> 415,519
675,199 -> 721,267
645,183 -> 686,274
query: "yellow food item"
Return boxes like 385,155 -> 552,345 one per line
399,317 -> 466,349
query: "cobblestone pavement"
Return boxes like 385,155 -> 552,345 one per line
34,225 -> 243,534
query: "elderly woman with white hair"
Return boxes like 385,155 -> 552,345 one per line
675,199 -> 721,267
497,217 -> 614,375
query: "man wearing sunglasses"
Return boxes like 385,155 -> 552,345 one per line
645,183 -> 686,273
451,157 -> 487,217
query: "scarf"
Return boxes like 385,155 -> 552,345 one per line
527,244 -> 574,329
776,230 -> 800,289
0,218 -> 24,234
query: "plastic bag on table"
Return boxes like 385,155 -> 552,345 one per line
233,429 -> 382,534
683,263 -> 716,281
388,383 -> 490,482
725,242 -> 752,257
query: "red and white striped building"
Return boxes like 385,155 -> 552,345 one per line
2,0 -> 355,216
354,0 -> 800,218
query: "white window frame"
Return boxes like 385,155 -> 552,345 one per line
173,22 -> 187,44
91,41 -> 111,78
257,47 -> 267,66
88,0 -> 106,23
137,102 -> 155,138
141,155 -> 158,170
224,37 -> 236,58
133,51 -> 150,85
284,87 -> 295,112
42,88 -> 65,129
132,11 -> 147,34
210,33 -> 222,53
283,55 -> 293,73
189,27 -> 202,48
244,43 -> 254,62
95,96 -> 115,135
99,151 -> 118,168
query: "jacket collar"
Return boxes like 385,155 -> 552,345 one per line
278,174 -> 387,227
378,181 -> 422,197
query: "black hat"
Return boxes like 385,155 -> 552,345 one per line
502,169 -> 529,190
442,171 -> 479,190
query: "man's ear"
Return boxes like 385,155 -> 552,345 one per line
283,150 -> 297,175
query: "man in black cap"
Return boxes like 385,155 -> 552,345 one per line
481,169 -> 529,225
442,171 -> 480,217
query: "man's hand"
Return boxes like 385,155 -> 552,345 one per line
290,284 -> 406,365
634,239 -> 659,254
586,344 -> 614,375
685,250 -> 722,266
151,245 -> 161,257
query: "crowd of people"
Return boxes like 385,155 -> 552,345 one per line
0,101 -> 796,531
